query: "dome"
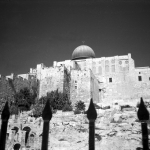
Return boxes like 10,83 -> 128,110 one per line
72,45 -> 95,60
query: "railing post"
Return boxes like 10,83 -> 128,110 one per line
87,99 -> 97,150
41,99 -> 52,150
137,97 -> 149,150
0,101 -> 10,150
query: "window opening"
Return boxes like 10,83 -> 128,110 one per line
138,76 -> 142,81
109,78 -> 112,83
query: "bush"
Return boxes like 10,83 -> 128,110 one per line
120,105 -> 131,110
75,101 -> 85,112
52,109 -> 57,114
47,90 -> 71,110
74,109 -> 81,115
62,103 -> 72,112
101,106 -> 110,110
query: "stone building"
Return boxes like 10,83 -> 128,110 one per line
18,45 -> 150,104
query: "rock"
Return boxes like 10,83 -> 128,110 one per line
95,133 -> 102,141
113,114 -> 122,123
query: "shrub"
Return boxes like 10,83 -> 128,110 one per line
102,106 -> 110,110
62,103 -> 73,112
52,109 -> 57,114
74,109 -> 81,115
120,105 -> 131,110
75,100 -> 85,112
47,90 -> 71,110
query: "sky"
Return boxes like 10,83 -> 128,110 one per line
0,0 -> 150,76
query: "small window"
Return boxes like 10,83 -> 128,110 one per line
109,78 -> 112,82
119,61 -> 122,65
139,72 -> 141,74
105,60 -> 109,65
111,59 -> 115,64
75,86 -> 77,89
75,80 -> 77,83
138,76 -> 142,81
149,77 -> 150,81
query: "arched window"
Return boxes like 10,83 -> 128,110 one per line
23,126 -> 31,146
111,59 -> 115,64
93,66 -> 96,74
111,65 -> 115,72
105,60 -> 109,65
105,65 -> 109,72
98,66 -> 102,75
119,60 -> 122,65
29,134 -> 35,147
13,143 -> 21,150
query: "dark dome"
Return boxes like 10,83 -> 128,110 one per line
72,45 -> 95,60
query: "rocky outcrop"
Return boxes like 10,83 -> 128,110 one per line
4,107 -> 148,150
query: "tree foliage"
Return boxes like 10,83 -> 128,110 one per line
32,90 -> 72,117
9,87 -> 36,114
75,100 -> 85,112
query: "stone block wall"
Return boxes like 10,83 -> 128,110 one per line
39,66 -> 65,98
63,67 -> 71,99
0,75 -> 38,112
100,67 -> 150,103
90,70 -> 100,103
70,70 -> 91,104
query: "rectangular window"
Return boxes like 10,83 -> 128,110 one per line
109,78 -> 112,82
149,77 -> 150,81
75,86 -> 77,89
138,76 -> 142,81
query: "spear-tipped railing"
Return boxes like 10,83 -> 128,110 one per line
1,97 -> 150,150
87,98 -> 97,150
41,99 -> 52,150
137,97 -> 149,150
0,102 -> 10,150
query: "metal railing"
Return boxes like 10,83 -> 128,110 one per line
0,98 -> 149,150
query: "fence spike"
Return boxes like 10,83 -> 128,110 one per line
0,101 -> 10,150
137,97 -> 149,150
41,99 -> 52,150
1,101 -> 10,120
87,99 -> 97,150
137,97 -> 149,121
87,98 -> 97,121
42,99 -> 52,121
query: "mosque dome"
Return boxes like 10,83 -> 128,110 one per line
72,45 -> 95,60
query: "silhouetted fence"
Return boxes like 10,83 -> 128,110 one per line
0,98 -> 149,150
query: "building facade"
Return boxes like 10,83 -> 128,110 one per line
17,45 -> 150,104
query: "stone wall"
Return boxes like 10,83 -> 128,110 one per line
90,70 -> 100,103
0,75 -> 38,112
39,66 -> 64,98
100,68 -> 150,103
27,53 -> 150,103
70,70 -> 91,104
63,67 -> 71,99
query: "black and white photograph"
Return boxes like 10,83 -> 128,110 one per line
0,0 -> 150,149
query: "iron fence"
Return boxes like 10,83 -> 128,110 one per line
0,98 -> 149,150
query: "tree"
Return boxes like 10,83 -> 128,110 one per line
13,87 -> 36,111
75,100 -> 85,112
32,90 -> 72,117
